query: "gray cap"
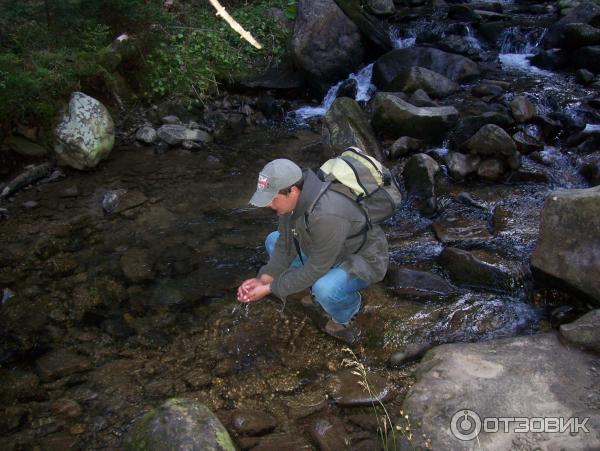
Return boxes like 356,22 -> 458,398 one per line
249,159 -> 302,207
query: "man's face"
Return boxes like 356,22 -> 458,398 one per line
267,187 -> 299,215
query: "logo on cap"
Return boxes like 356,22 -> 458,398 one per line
257,175 -> 269,190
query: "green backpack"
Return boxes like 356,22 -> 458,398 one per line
298,147 -> 402,256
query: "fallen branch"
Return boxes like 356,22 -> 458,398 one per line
207,0 -> 263,49
0,162 -> 53,199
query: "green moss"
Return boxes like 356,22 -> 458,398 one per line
215,429 -> 236,451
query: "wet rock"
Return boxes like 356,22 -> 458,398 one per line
290,0 -> 365,87
157,125 -> 212,146
580,155 -> 600,186
22,200 -> 38,209
183,369 -> 211,389
464,124 -> 517,158
533,114 -> 563,140
35,348 -> 92,382
388,136 -> 423,158
452,111 -> 514,147
443,151 -> 480,180
560,309 -> 600,353
367,0 -> 394,15
402,333 -> 600,450
562,22 -> 600,49
3,134 -> 48,157
230,409 -> 277,436
477,158 -> 505,181
512,131 -> 543,154
373,47 -> 480,88
432,216 -> 491,243
531,186 -> 600,306
161,115 -> 181,125
577,68 -> 595,84
543,1 -> 600,48
371,93 -> 458,141
0,370 -> 42,404
323,97 -> 383,161
510,95 -> 536,123
149,281 -> 187,306
101,317 -> 135,338
0,406 -> 28,434
120,247 -> 154,283
530,48 -> 569,70
471,81 -> 504,98
403,153 -> 439,215
387,267 -> 455,298
60,186 -> 79,197
253,433 -> 313,451
438,247 -> 528,293
112,190 -> 147,214
335,78 -> 358,99
571,45 -> 600,73
154,244 -> 197,277
144,379 -> 174,398
386,66 -> 459,98
389,342 -> 434,367
54,92 -> 115,170
408,89 -> 437,107
101,189 -> 125,213
550,305 -> 580,327
135,126 -> 157,145
286,391 -> 328,419
40,433 -> 79,450
124,399 -> 235,451
51,398 -> 82,418
71,276 -> 127,321
311,417 -> 350,451
328,369 -> 393,406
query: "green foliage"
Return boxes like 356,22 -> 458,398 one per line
0,0 -> 292,132
143,0 -> 291,105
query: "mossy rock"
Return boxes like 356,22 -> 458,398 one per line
124,399 -> 235,451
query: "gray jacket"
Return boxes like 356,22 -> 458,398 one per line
259,169 -> 389,300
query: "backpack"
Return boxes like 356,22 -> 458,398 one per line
295,147 -> 402,258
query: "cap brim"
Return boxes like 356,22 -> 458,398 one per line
249,189 -> 276,207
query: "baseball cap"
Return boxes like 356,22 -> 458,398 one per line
249,159 -> 302,207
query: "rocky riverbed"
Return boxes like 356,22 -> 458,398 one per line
2,0 -> 600,449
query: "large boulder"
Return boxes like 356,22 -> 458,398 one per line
438,247 -> 528,294
571,45 -> 600,73
370,93 -> 458,141
323,97 -> 383,161
124,399 -> 235,451
403,153 -> 440,215
560,309 -> 600,353
561,23 -> 600,49
543,2 -> 600,48
444,151 -> 480,180
291,0 -> 365,87
402,333 -> 600,449
531,186 -> 600,306
372,47 -> 480,89
54,92 -> 115,170
463,124 -> 517,158
386,66 -> 459,98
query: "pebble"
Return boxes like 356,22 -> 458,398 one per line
22,200 -> 38,209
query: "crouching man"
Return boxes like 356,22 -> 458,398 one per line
237,159 -> 389,343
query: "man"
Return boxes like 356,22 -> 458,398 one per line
237,158 -> 389,343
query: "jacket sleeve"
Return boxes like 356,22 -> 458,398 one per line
258,215 -> 297,279
270,214 -> 351,299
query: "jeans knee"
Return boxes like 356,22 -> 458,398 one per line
265,231 -> 279,257
312,278 -> 338,304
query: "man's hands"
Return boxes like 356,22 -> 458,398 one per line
237,274 -> 273,303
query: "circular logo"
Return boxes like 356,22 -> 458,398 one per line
451,409 -> 482,441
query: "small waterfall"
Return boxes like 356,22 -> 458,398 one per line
289,64 -> 375,123
389,26 -> 416,49
498,27 -> 551,75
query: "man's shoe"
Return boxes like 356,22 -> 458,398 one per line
323,319 -> 361,345
300,295 -> 329,328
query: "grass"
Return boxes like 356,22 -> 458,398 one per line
342,347 -> 414,450
0,0 -> 292,141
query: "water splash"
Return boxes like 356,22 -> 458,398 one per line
389,26 -> 416,49
289,64 -> 375,123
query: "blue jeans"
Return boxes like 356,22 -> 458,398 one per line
265,231 -> 368,324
